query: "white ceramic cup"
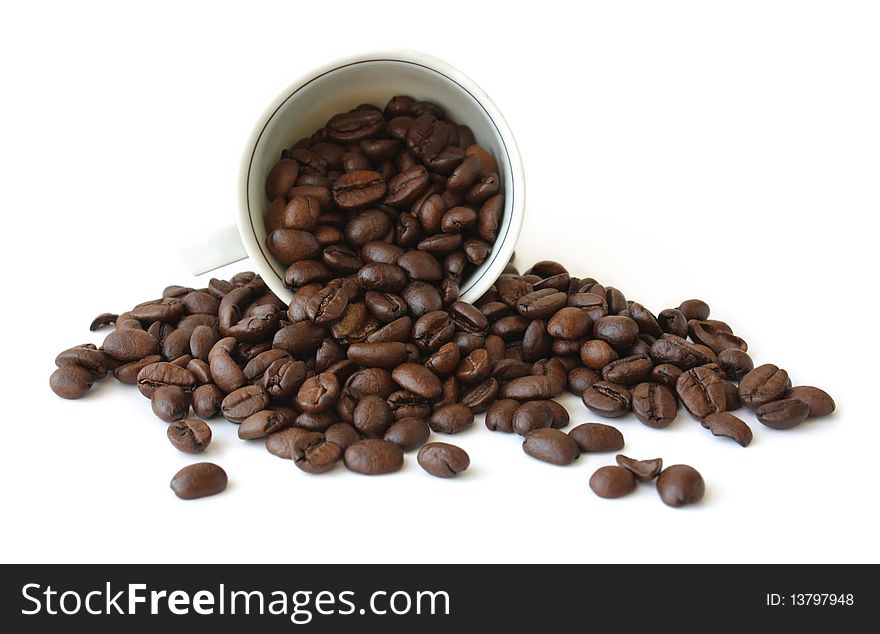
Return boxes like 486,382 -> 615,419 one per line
185,50 -> 525,304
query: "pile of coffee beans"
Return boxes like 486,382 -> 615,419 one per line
49,95 -> 835,505
263,94 -> 503,308
49,259 -> 835,503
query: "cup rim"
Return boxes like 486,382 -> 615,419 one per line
239,49 -> 525,305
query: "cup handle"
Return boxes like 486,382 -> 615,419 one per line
180,223 -> 249,276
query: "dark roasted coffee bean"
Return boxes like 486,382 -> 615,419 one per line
601,355 -> 653,386
347,342 -> 408,369
266,228 -> 321,265
522,428 -> 580,465
294,437 -> 343,474
352,395 -> 394,438
456,349 -> 491,384
49,365 -> 94,399
459,377 -> 498,413
689,320 -> 748,354
715,348 -> 753,382
296,372 -> 340,413
516,290 -> 568,320
545,400 -> 570,429
429,403 -> 474,434
131,298 -> 185,324
151,385 -> 190,423
137,362 -> 196,398
756,398 -> 810,430
295,411 -> 338,432
424,341 -> 460,376
89,312 -> 118,331
102,329 -> 158,362
593,315 -> 639,348
547,307 -> 592,340
324,423 -> 361,450
567,367 -> 599,395
391,363 -> 441,399
265,427 -> 314,459
266,159 -> 299,199
629,303 -> 662,337
568,423 -> 625,452
54,345 -> 109,379
412,310 -> 455,352
364,291 -> 408,323
786,386 -> 835,417
417,442 -> 470,478
326,109 -> 383,143
499,375 -> 563,401
170,462 -> 227,499
631,382 -> 678,428
649,335 -> 713,369
676,366 -> 726,419
590,466 -> 637,499
261,358 -> 307,401
344,439 -> 404,475
239,408 -> 296,440
478,194 -> 503,242
701,412 -> 753,446
657,308 -> 688,338
512,400 -> 555,436
485,399 -> 520,433
167,418 -> 212,453
221,384 -> 269,423
648,363 -> 683,391
366,316 -> 413,344
330,303 -> 380,344
616,455 -> 662,481
384,417 -> 430,451
387,390 -> 431,421
738,364 -> 791,410
581,381 -> 632,418
192,384 -> 223,419
678,299 -> 710,321
656,465 -> 705,507
579,340 -> 618,370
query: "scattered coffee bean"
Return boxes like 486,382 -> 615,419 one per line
170,462 -> 228,500
656,464 -> 705,507
522,428 -> 580,465
738,364 -> 790,410
384,417 -> 430,451
581,381 -> 632,418
589,466 -> 637,498
343,439 -> 404,475
701,412 -> 753,446
755,398 -> 810,430
151,385 -> 191,423
167,418 -> 212,453
786,386 -> 835,417
631,382 -> 677,428
417,442 -> 470,478
615,455 -> 663,481
568,423 -> 625,453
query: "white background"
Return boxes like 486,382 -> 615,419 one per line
1,1 -> 877,564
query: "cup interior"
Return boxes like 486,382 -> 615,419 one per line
242,56 -> 521,304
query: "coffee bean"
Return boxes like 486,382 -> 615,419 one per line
137,362 -> 196,398
295,438 -> 343,474
755,398 -> 810,430
701,412 -> 752,446
547,307 -> 592,340
102,329 -> 158,362
296,372 -> 340,413
151,385 -> 190,422
601,355 -> 653,386
429,403 -> 474,434
352,395 -> 394,438
516,290 -> 568,320
649,335 -> 713,369
49,365 -> 94,399
55,345 -> 108,379
167,418 -> 212,453
786,386 -> 835,417
657,308 -> 688,338
265,427 -> 313,459
170,462 -> 227,500
523,428 -> 580,465
568,423 -> 625,452
347,341 -> 409,368
738,364 -> 791,410
567,367 -> 599,395
343,439 -> 404,475
384,417 -> 430,451
485,399 -> 520,433
221,384 -> 269,423
676,366 -> 726,419
678,299 -> 710,321
238,408 -> 295,440
615,455 -> 662,481
716,348 -> 754,381
391,362 -> 442,399
417,442 -> 470,478
581,381 -> 632,418
580,340 -> 618,370
512,400 -> 556,436
593,315 -> 639,348
656,465 -> 705,507
590,466 -> 637,498
631,382 -> 678,428
324,423 -> 361,450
